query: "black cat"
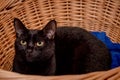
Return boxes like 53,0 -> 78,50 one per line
13,18 -> 111,75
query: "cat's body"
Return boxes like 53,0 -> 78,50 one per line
13,18 -> 111,75
55,27 -> 111,75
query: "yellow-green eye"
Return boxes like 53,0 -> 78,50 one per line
20,40 -> 27,45
36,41 -> 44,47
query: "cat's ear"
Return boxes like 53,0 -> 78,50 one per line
43,20 -> 57,39
14,18 -> 28,37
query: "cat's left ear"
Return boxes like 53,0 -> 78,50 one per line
43,20 -> 57,39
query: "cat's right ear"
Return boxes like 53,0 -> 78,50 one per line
43,20 -> 57,39
14,18 -> 28,37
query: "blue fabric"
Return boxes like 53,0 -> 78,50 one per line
91,32 -> 120,69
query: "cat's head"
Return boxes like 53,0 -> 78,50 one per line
14,18 -> 56,62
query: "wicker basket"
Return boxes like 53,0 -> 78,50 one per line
0,0 -> 120,79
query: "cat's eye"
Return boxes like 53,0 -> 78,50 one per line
20,40 -> 27,45
36,41 -> 44,47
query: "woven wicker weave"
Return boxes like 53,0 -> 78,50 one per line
0,0 -> 120,79
0,67 -> 120,80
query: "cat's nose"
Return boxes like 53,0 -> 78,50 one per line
27,49 -> 32,53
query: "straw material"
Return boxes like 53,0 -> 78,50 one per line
0,67 -> 120,80
0,0 -> 24,12
0,0 -> 120,79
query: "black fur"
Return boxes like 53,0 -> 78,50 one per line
13,18 -> 111,75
